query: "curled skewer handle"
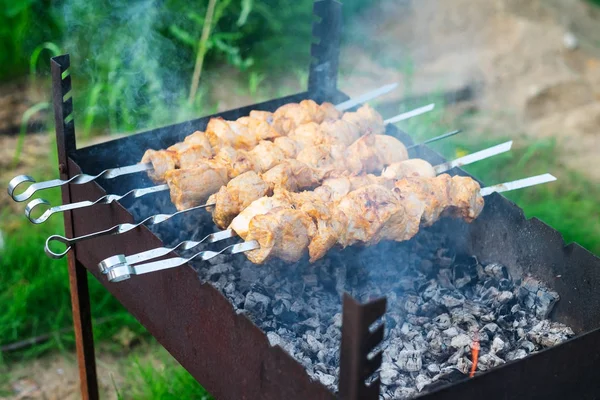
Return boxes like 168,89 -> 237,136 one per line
107,241 -> 259,282
7,163 -> 153,203
46,202 -> 216,260
44,224 -> 126,259
25,184 -> 169,224
98,228 -> 235,274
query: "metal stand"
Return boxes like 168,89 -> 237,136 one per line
338,293 -> 387,400
51,55 -> 99,400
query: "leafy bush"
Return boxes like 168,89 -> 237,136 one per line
3,0 -> 375,136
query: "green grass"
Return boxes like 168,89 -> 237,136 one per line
118,345 -> 213,399
0,163 -> 147,362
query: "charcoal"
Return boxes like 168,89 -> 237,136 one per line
506,348 -> 528,361
450,334 -> 471,349
490,336 -> 505,354
484,263 -> 510,280
244,292 -> 270,319
415,374 -> 432,392
528,320 -> 574,348
397,350 -> 422,372
150,213 -> 578,399
426,363 -> 441,375
380,363 -> 401,385
433,313 -> 451,330
477,352 -> 505,371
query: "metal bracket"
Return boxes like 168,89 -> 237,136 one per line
308,0 -> 342,99
338,293 -> 387,400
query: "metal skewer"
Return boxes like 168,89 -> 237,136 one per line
105,241 -> 259,283
7,83 -> 400,203
103,172 -> 556,283
44,202 -> 213,259
96,141 -> 513,274
25,108 -> 440,223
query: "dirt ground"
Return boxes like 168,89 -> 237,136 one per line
340,0 -> 600,182
2,0 -> 599,398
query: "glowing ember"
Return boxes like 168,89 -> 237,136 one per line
470,333 -> 480,378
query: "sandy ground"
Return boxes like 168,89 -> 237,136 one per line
2,0 -> 600,398
339,0 -> 600,181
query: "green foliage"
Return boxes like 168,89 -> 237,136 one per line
0,165 -> 146,361
1,0 -> 375,137
0,0 -> 61,81
120,345 -> 213,399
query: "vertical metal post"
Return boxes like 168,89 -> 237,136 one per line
51,54 -> 99,400
338,293 -> 386,400
308,0 -> 342,98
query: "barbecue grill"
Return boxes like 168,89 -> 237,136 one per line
13,1 -> 600,399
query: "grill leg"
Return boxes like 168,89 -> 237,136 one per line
51,54 -> 99,399
69,259 -> 99,399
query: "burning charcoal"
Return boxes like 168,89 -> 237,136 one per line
402,295 -> 421,314
415,373 -> 432,392
224,282 -> 236,295
496,291 -> 514,305
450,334 -> 471,349
240,266 -> 259,283
456,356 -> 472,375
300,317 -> 320,329
498,278 -> 513,291
520,340 -> 536,353
421,280 -> 440,300
397,350 -> 422,372
477,352 -> 505,371
427,363 -> 441,375
437,269 -> 454,289
244,292 -> 270,319
447,348 -> 465,364
394,387 -> 417,399
406,315 -> 430,326
314,371 -> 336,388
271,298 -> 291,316
433,313 -> 452,330
440,293 -> 465,308
484,263 -> 510,280
450,308 -> 478,328
379,362 -> 400,385
506,348 -> 528,361
452,256 -> 478,289
528,320 -> 575,348
332,313 -> 342,328
443,327 -> 460,338
207,262 -> 234,277
232,292 -> 246,308
490,336 -> 505,354
518,277 -> 560,319
480,312 -> 496,322
481,322 -> 499,335
267,331 -> 284,347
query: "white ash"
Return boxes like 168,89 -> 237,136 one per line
125,200 -> 575,399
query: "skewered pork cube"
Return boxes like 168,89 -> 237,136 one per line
296,144 -> 347,170
245,207 -> 317,264
273,136 -> 301,158
237,116 -> 280,141
178,131 -> 214,169
443,175 -> 484,222
260,160 -> 322,192
229,195 -> 292,239
249,110 -> 273,124
141,149 -> 178,183
248,141 -> 286,172
165,162 -> 228,210
208,171 -> 270,229
205,118 -> 259,151
382,159 -> 435,180
212,147 -> 256,179
335,185 -> 402,247
319,119 -> 362,146
342,104 -> 385,135
345,134 -> 409,173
